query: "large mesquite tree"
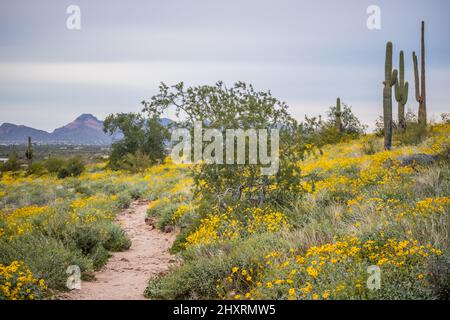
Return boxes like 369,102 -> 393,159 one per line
142,81 -> 306,206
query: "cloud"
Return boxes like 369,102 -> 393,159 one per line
0,0 -> 449,130
0,61 -> 449,132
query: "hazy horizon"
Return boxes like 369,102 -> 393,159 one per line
1,0 -> 449,131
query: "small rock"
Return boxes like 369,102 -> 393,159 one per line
120,258 -> 129,262
145,217 -> 156,229
397,153 -> 437,167
164,225 -> 174,233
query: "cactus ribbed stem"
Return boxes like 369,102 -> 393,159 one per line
383,42 -> 398,150
395,51 -> 408,131
25,136 -> 33,169
413,21 -> 427,126
335,97 -> 342,132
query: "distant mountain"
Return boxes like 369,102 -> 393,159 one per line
49,114 -> 114,145
0,114 -> 173,145
0,123 -> 51,142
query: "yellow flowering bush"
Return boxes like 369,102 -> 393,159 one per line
346,196 -> 450,221
0,159 -> 191,299
185,207 -> 290,248
145,122 -> 450,300
300,145 -> 416,199
0,206 -> 49,239
0,261 -> 47,300
69,195 -> 117,224
220,236 -> 442,300
299,124 -> 450,199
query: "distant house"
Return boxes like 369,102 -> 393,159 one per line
0,157 -> 8,163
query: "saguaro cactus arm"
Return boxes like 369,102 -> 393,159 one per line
335,97 -> 342,131
413,21 -> 427,126
395,51 -> 408,103
398,81 -> 410,108
395,51 -> 408,131
413,51 -> 422,102
420,21 -> 426,105
390,70 -> 398,87
383,42 -> 398,87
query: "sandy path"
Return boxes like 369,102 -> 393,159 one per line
63,200 -> 176,300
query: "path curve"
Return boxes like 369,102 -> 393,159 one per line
63,200 -> 176,300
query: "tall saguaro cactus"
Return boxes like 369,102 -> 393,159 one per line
335,97 -> 342,132
383,42 -> 398,150
25,136 -> 33,169
395,51 -> 409,131
413,21 -> 427,126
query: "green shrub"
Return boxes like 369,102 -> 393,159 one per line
1,151 -> 21,172
128,185 -> 146,200
57,157 -> 85,179
116,191 -> 132,209
88,245 -> 111,270
395,122 -> 429,146
27,162 -> 46,176
0,235 -> 93,291
156,205 -> 178,230
145,233 -> 288,299
44,157 -> 65,174
428,255 -> 450,299
102,223 -> 132,252
69,225 -> 108,263
100,182 -> 129,196
361,135 -> 383,155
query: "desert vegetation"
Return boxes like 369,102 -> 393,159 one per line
0,160 -> 189,299
1,20 -> 449,301
143,118 -> 449,300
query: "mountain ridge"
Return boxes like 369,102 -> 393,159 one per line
0,114 -> 173,146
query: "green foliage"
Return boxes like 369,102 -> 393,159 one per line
326,103 -> 367,136
360,135 -> 383,155
428,256 -> 450,299
57,157 -> 85,179
394,121 -> 429,146
44,157 -> 65,174
147,201 -> 179,230
1,150 -> 21,172
142,81 -> 305,207
102,223 -> 132,252
145,233 -> 286,299
27,162 -> 46,176
45,211 -> 131,270
441,113 -> 450,124
301,103 -> 366,148
116,191 -> 133,209
103,113 -> 169,170
128,185 -> 146,200
121,151 -> 152,173
0,234 -> 94,290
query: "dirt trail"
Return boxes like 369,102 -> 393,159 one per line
63,201 -> 176,300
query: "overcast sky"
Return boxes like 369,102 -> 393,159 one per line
0,0 -> 449,131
